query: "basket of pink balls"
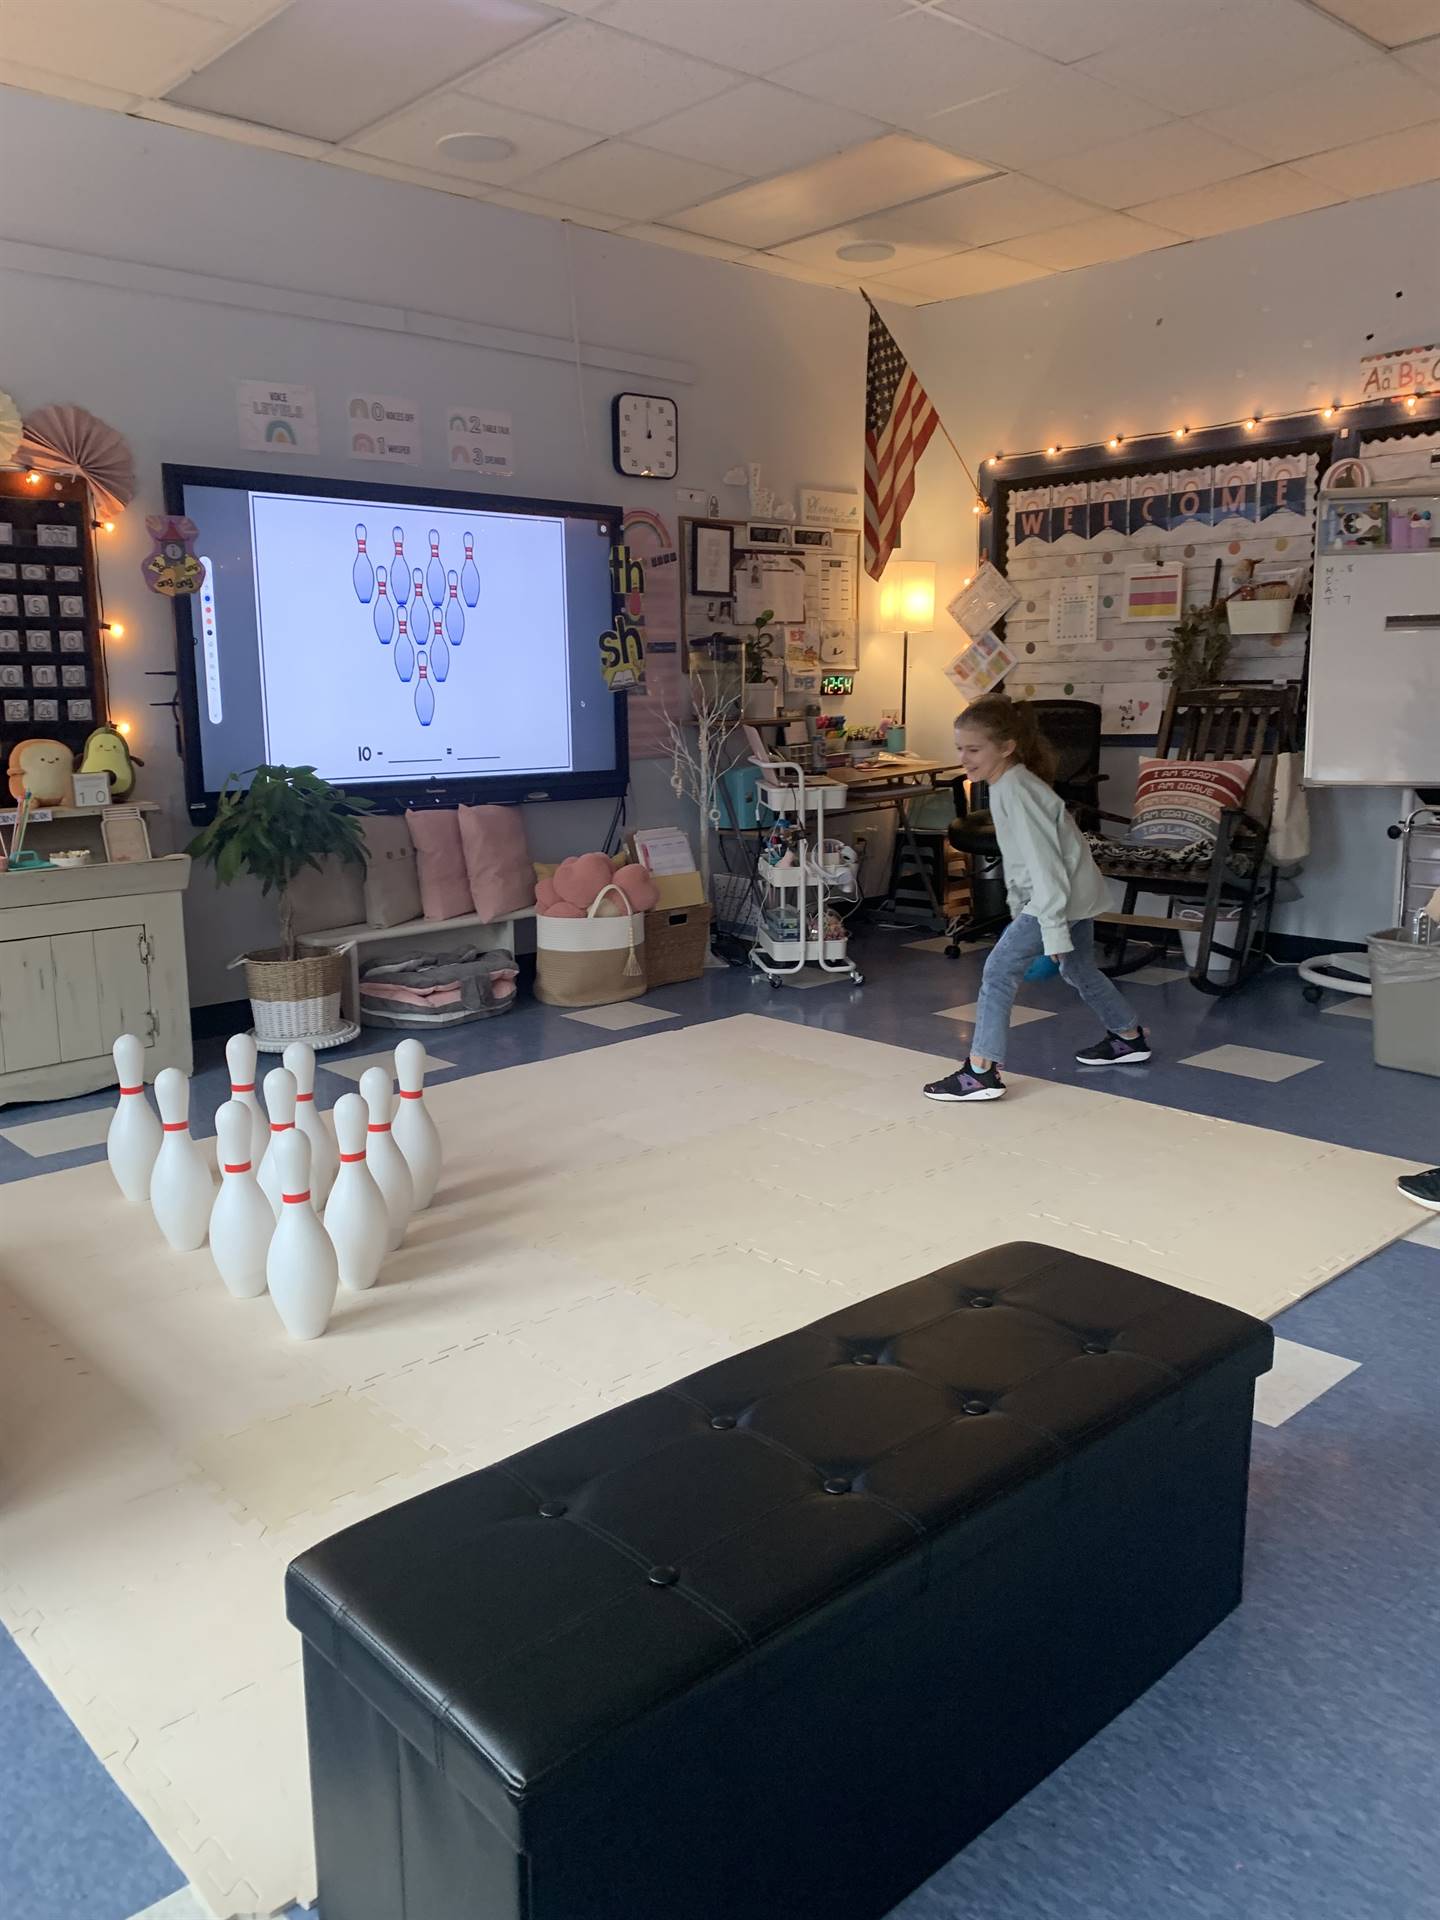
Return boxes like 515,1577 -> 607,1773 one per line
533,852 -> 661,1008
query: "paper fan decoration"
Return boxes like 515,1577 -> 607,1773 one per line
0,390 -> 20,467
19,405 -> 136,519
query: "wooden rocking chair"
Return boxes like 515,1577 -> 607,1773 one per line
1093,682 -> 1300,996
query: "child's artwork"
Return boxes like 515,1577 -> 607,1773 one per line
946,560 -> 1020,639
1102,682 -> 1162,735
1122,564 -> 1184,623
1050,574 -> 1098,646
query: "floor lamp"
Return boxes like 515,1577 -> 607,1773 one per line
879,558 -> 935,748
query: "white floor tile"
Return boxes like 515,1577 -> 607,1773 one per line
1323,996 -> 1373,1019
1253,1337 -> 1360,1428
1180,1043 -> 1320,1083
0,1106 -> 112,1156
935,1002 -> 1053,1027
318,1046 -> 453,1084
564,1002 -> 679,1031
1125,965 -> 1189,985
127,1891 -> 214,1920
1405,1212 -> 1440,1249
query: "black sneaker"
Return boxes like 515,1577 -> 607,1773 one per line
1075,1029 -> 1152,1066
923,1062 -> 1006,1103
1398,1166 -> 1440,1211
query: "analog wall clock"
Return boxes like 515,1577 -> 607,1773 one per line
611,391 -> 678,478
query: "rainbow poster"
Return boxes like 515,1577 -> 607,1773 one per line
236,381 -> 317,455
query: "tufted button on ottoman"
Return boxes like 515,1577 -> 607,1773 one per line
288,1242 -> 1272,1920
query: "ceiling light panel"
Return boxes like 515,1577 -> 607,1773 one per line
669,132 -> 995,248
169,0 -> 560,143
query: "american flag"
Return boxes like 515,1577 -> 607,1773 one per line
863,299 -> 939,580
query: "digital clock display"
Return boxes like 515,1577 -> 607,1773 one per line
821,672 -> 854,696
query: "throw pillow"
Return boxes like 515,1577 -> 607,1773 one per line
288,854 -> 366,935
406,808 -> 472,921
1131,757 -> 1255,849
458,805 -> 535,920
360,816 -> 422,928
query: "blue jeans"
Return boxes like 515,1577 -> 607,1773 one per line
971,916 -> 1140,1067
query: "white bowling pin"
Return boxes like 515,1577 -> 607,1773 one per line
284,1041 -> 336,1209
108,1033 -> 160,1203
257,1066 -> 297,1219
149,1067 -> 214,1252
225,1032 -> 267,1167
324,1093 -> 389,1292
265,1130 -> 338,1340
359,1065 -> 413,1251
392,1038 -> 442,1211
209,1100 -> 273,1299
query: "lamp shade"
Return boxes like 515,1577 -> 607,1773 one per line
879,558 -> 935,634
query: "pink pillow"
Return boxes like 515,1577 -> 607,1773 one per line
612,863 -> 661,912
457,805 -> 536,920
405,809 -> 472,921
552,851 -> 616,910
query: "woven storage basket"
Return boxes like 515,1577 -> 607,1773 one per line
244,946 -> 346,1043
644,904 -> 711,986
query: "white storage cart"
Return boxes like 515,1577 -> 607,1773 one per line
750,760 -> 863,989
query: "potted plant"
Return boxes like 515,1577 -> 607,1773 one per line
1160,600 -> 1231,691
188,765 -> 372,1044
742,610 -> 779,722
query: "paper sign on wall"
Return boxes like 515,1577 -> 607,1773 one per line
797,487 -> 861,530
347,393 -> 420,464
945,628 -> 1014,703
1101,683 -> 1161,735
448,407 -> 514,478
237,382 -> 318,454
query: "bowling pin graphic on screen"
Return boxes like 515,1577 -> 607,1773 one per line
352,524 -> 374,605
411,566 -> 425,620
460,531 -> 480,608
390,527 -> 409,606
372,566 -> 394,644
415,650 -> 434,726
430,607 -> 449,683
394,608 -> 415,682
445,570 -> 465,646
425,530 -> 445,610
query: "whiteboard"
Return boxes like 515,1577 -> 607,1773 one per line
1306,549 -> 1440,784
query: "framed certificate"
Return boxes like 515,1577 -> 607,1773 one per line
690,520 -> 734,598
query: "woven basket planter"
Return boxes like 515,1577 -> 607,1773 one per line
243,946 -> 346,1044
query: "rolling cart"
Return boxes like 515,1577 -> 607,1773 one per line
750,760 -> 863,989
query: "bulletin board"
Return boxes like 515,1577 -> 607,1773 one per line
678,517 -> 861,697
0,471 -> 108,760
981,436 -> 1323,737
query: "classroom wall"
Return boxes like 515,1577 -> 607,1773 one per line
0,89 -> 873,1002
892,179 -> 1440,943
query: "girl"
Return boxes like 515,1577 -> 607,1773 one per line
924,694 -> 1149,1104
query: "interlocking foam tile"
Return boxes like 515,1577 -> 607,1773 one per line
190,1396 -> 444,1532
0,1015 -> 1421,1917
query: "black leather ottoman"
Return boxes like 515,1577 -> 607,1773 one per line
287,1242 -> 1273,1920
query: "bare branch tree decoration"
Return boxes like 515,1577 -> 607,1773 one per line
661,673 -> 740,898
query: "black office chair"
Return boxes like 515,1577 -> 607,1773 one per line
943,699 -> 1104,958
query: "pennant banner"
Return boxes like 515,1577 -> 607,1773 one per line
1010,460 -> 1310,550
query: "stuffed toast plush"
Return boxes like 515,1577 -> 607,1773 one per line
7,737 -> 75,807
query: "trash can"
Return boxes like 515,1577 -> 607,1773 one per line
1367,927 -> 1440,1076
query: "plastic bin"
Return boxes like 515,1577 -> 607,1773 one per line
1368,928 -> 1440,1077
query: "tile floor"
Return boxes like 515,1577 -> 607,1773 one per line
0,922 -> 1436,1920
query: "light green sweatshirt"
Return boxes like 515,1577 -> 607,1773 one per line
987,762 -> 1110,956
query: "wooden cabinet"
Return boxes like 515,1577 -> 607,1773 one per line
0,857 -> 192,1105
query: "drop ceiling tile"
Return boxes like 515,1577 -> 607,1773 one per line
768,10 -> 1055,126
925,65 -> 1172,172
992,210 -> 1184,270
458,18 -> 735,137
1078,0 -> 1366,115
873,173 -> 1100,248
1312,1 -> 1440,44
618,224 -> 759,262
931,0 -> 1198,63
749,255 -> 857,289
767,223 -> 968,278
1292,115 -> 1440,194
169,0 -> 560,143
325,148 -> 495,199
515,140 -> 743,219
2,0 -> 233,95
1029,121 -> 1267,209
346,92 -> 595,184
483,187 -> 628,227
1196,58 -> 1440,161
165,0 -> 289,22
591,0 -> 910,75
869,251 -> 1054,301
1394,34 -> 1440,80
1133,164 -> 1344,238
134,99 -> 330,157
633,83 -> 883,176
668,133 -> 994,248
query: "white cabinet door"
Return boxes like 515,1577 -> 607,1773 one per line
51,931 -> 104,1063
95,925 -> 154,1056
0,937 -> 61,1073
